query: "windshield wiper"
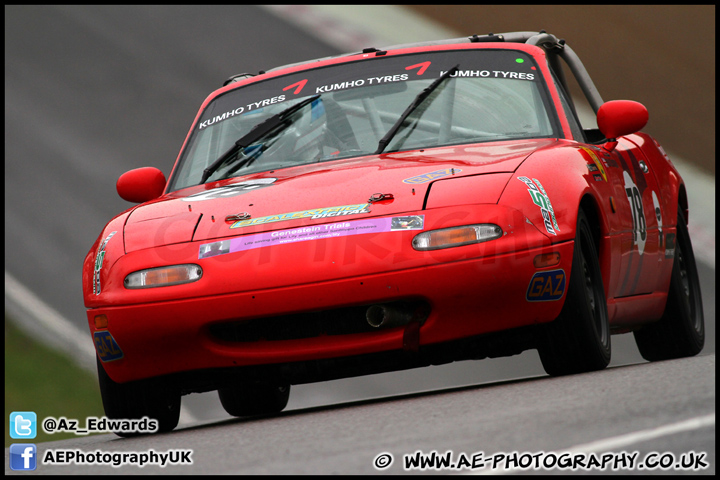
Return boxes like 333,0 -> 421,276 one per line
374,64 -> 459,155
200,94 -> 321,184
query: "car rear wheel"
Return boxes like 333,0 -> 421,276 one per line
538,209 -> 611,376
96,358 -> 181,436
633,210 -> 704,360
218,382 -> 290,417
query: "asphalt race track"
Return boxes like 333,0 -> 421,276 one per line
6,356 -> 716,474
5,5 -> 714,474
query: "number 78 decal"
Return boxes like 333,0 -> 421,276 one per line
623,171 -> 647,255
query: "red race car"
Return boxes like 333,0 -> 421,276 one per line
83,31 -> 704,434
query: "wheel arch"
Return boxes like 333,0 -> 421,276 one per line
579,193 -> 603,256
677,182 -> 689,227
577,192 -> 614,303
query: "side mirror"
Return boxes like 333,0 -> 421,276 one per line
597,100 -> 648,151
116,167 -> 166,203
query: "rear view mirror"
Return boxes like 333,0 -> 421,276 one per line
116,167 -> 166,203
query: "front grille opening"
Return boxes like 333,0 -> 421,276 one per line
208,300 -> 430,342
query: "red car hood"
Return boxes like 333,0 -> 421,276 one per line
123,139 -> 556,253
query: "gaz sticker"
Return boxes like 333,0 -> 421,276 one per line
526,269 -> 566,301
94,331 -> 123,362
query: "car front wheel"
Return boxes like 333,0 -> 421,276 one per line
96,358 -> 181,436
538,209 -> 611,376
218,382 -> 290,417
633,210 -> 704,360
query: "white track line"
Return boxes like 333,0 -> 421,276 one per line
262,5 -> 458,52
5,271 -> 96,372
564,412 -> 715,453
4,271 -> 198,426
471,413 -> 715,474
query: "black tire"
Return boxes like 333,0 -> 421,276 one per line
633,210 -> 704,360
538,209 -> 611,376
96,358 -> 181,436
218,382 -> 290,417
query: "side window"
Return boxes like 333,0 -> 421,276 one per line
550,70 -> 585,142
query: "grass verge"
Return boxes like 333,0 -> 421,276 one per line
5,315 -> 105,447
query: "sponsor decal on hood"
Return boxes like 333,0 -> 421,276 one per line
229,203 -> 372,229
200,215 -> 424,258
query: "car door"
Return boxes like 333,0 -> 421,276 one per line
548,67 -> 663,300
604,139 -> 664,297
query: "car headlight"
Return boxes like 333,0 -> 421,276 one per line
124,264 -> 203,289
412,224 -> 502,251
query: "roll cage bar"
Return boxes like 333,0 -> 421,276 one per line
230,30 -> 603,120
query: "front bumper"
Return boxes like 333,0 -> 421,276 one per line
87,205 -> 574,384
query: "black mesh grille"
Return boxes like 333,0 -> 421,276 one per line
208,301 -> 428,342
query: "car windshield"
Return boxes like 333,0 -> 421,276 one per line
168,49 -> 558,191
